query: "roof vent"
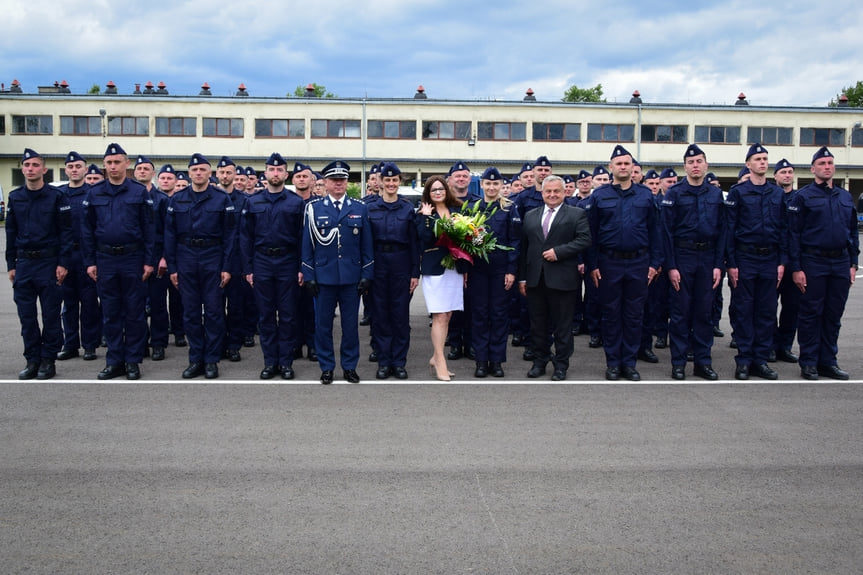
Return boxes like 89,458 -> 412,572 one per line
523,88 -> 536,102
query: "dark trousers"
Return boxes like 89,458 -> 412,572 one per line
598,253 -> 649,368
61,257 -> 101,351
668,252 -> 716,366
97,254 -> 148,365
526,275 -> 575,371
253,256 -> 300,367
370,253 -> 412,368
797,256 -> 851,367
177,248 -> 225,364
168,282 -> 185,338
315,283 -> 360,372
224,270 -> 246,352
729,256 -> 778,366
468,266 -> 509,363
147,273 -> 170,348
775,272 -> 800,352
13,259 -> 63,361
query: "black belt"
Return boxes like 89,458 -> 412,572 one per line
802,246 -> 847,258
71,242 -> 80,249
675,239 -> 714,251
97,242 -> 143,255
600,247 -> 647,260
736,243 -> 777,255
19,246 -> 59,259
376,243 -> 407,253
183,237 -> 222,248
256,245 -> 295,256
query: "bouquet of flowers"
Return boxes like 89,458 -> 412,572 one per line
434,203 -> 512,270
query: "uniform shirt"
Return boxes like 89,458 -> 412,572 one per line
464,199 -> 522,275
58,183 -> 89,246
661,179 -> 725,270
164,185 -> 237,275
787,180 -> 859,272
81,178 -> 155,269
5,183 -> 73,271
301,196 -> 375,285
724,180 -> 787,268
366,195 -> 421,278
148,189 -> 169,261
239,188 -> 305,275
514,185 -> 544,219
225,189 -> 249,275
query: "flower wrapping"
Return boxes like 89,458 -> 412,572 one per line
433,203 -> 511,270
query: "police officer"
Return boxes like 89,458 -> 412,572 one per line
301,160 -> 374,384
154,165 -> 186,351
216,156 -> 247,363
466,167 -> 521,378
84,164 -> 105,186
290,162 -> 318,362
591,166 -> 610,188
140,159 -> 171,362
725,143 -> 787,380
661,144 -> 725,380
240,153 -> 305,379
639,169 -> 668,358
57,151 -> 101,362
6,149 -> 73,380
365,162 -> 420,379
584,146 -> 662,381
164,153 -> 237,380
772,159 -> 800,363
82,143 -> 156,380
788,147 -> 859,380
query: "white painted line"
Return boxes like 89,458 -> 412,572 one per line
1,379 -> 861,385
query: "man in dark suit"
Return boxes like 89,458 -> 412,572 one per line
518,175 -> 591,380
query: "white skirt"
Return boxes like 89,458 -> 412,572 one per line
421,268 -> 464,313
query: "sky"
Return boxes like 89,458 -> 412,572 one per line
2,0 -> 861,107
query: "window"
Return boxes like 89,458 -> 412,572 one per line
0,115 -> 6,135
533,123 -> 581,141
368,120 -> 416,139
747,126 -> 793,145
108,116 -> 149,136
311,119 -> 361,138
587,123 -> 635,142
11,115 -> 53,134
800,127 -> 845,147
155,117 -> 196,136
641,124 -> 687,143
422,121 -> 471,140
203,118 -> 244,137
477,122 -> 526,141
255,119 -> 305,138
852,128 -> 863,147
694,125 -> 741,144
60,116 -> 101,136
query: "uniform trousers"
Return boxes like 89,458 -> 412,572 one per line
467,262 -> 509,363
316,283 -> 361,372
147,273 -> 170,348
598,252 -> 649,368
176,246 -> 225,364
797,255 -> 851,368
61,253 -> 101,351
97,253 -> 148,365
253,255 -> 300,367
370,251 -> 412,368
668,251 -> 716,366
13,258 -> 64,362
775,272 -> 800,352
728,254 -> 778,366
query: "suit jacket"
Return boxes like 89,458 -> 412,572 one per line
518,202 -> 591,291
416,208 -> 468,276
301,196 -> 374,285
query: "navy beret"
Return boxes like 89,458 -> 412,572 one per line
577,169 -> 592,181
380,162 -> 401,178
562,174 -> 574,184
593,166 -> 609,177
644,169 -> 660,180
217,156 -> 236,168
773,158 -> 793,173
448,161 -> 470,175
481,167 -> 502,181
706,172 -> 718,183
659,168 -> 678,179
746,143 -> 767,160
611,145 -> 632,160
265,153 -> 286,167
22,148 -> 41,161
244,166 -> 257,177
535,155 -> 552,167
738,167 -> 750,179
684,144 -> 705,160
86,164 -> 102,175
136,155 -> 153,167
518,162 -> 534,175
159,164 -> 176,175
177,172 -> 189,181
188,153 -> 210,167
65,151 -> 86,164
104,142 -> 127,157
811,146 -> 834,164
293,162 -> 312,174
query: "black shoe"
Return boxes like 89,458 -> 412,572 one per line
800,365 -> 819,380
98,363 -> 126,380
308,348 -> 318,362
713,326 -> 724,337
182,362 -> 204,379
344,369 -> 360,383
489,362 -> 504,377
776,349 -> 798,363
101,336 -> 108,348
605,366 -> 621,381
393,366 -> 408,380
225,349 -> 241,362
151,346 -> 166,361
694,364 -> 718,380
126,363 -> 141,380
57,348 -> 79,361
637,348 -> 659,363
464,347 -> 476,361
320,370 -> 334,385
293,347 -> 304,360
686,351 -> 695,362
729,338 -> 737,349
571,324 -> 582,337
735,364 -> 750,380
671,365 -> 686,380
527,364 -> 546,378
143,346 -> 150,358
447,346 -> 463,360
376,365 -> 393,379
243,336 -> 255,348
551,369 -> 567,381
19,360 -> 40,380
260,365 -> 279,380
654,336 -> 667,349
359,316 -> 371,326
511,334 -> 524,347
204,363 -> 219,379
36,359 -> 56,380
175,335 -> 188,347
83,349 -> 97,361
522,348 -> 536,361
474,361 -> 488,378
280,365 -> 295,380
817,365 -> 849,380
368,350 -> 378,362
621,366 -> 641,381
589,335 -> 603,348
751,363 -> 778,380
767,350 -> 777,363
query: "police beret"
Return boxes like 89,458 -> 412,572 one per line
234,165 -> 244,174
593,166 -> 609,177
632,158 -> 641,167
104,143 -> 127,157
660,168 -> 678,179
209,176 -> 218,184
265,153 -> 286,167
746,143 -> 767,160
188,153 -> 210,167
644,169 -> 660,180
293,162 -> 312,174
481,167 -> 502,181
136,155 -> 154,167
684,144 -> 705,159
518,162 -> 534,175
738,167 -> 750,179
577,169 -> 592,181
177,172 -> 189,181
812,146 -> 834,164
313,171 -> 323,180
535,155 -> 552,167
65,151 -> 86,164
380,162 -> 401,178
611,145 -> 632,160
503,178 -> 511,185
706,172 -> 718,183
217,156 -> 236,168
448,161 -> 470,175
87,164 -> 102,176
773,158 -> 793,173
244,166 -> 257,177
562,174 -> 574,184
159,164 -> 176,175
368,164 -> 380,176
323,160 -> 350,179
22,148 -> 41,161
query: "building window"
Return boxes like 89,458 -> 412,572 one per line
108,116 -> 149,136
800,127 -> 845,147
747,126 -> 793,145
155,117 -> 196,136
641,124 -> 688,143
1,115 -> 7,135
533,123 -> 581,142
311,119 -> 361,138
203,118 -> 244,138
11,115 -> 53,135
255,119 -> 305,138
422,121 -> 471,140
477,122 -> 526,141
368,120 -> 416,139
852,128 -> 863,147
60,116 -> 101,136
694,125 -> 741,144
587,123 -> 635,142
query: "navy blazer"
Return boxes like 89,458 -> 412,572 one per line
416,206 -> 469,276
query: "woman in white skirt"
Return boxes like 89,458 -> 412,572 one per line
416,175 -> 465,380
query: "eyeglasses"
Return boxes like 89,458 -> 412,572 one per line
430,187 -> 446,192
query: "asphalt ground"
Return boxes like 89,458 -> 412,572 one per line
2,230 -> 862,574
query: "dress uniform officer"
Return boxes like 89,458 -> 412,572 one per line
164,153 -> 237,379
216,156 -> 247,363
57,151 -> 101,362
661,144 -> 725,380
6,149 -> 73,380
584,146 -> 662,381
82,143 -> 155,380
788,146 -> 859,380
365,162 -> 420,379
466,167 -> 522,378
290,162 -> 318,362
772,158 -> 800,363
240,153 -> 305,380
301,160 -> 375,384
725,143 -> 787,380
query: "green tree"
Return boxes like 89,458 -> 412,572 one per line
292,83 -> 335,98
346,182 -> 362,199
562,83 -> 605,103
830,81 -> 863,107
88,83 -> 101,94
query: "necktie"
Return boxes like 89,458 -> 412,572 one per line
334,200 -> 341,211
542,207 -> 554,238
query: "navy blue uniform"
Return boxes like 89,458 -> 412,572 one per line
294,193 -> 318,358
641,191 -> 669,350
224,189 -> 249,355
146,188 -> 171,351
510,186 -> 543,346
164,186 -> 237,365
82,179 -> 156,367
5,183 -> 74,363
774,189 -> 800,355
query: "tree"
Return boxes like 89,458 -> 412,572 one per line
88,83 -> 101,94
829,81 -> 863,107
562,83 -> 605,103
292,83 -> 335,98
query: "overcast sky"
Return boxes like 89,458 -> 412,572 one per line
2,0 -> 861,106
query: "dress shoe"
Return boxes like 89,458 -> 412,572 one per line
182,362 -> 205,379
376,365 -> 393,379
589,335 -> 603,348
125,363 -> 141,380
474,361 -> 488,378
368,350 -> 378,362
280,365 -> 295,380
671,365 -> 686,380
320,370 -> 334,385
464,348 -> 476,361
393,366 -> 408,380
694,364 -> 718,380
447,346 -> 463,360
83,348 -> 97,361
308,348 -> 318,362
817,365 -> 849,380
776,349 -> 798,363
243,336 -> 255,348
735,364 -> 750,380
359,315 -> 371,326
18,360 -> 40,380
637,348 -> 659,363
175,335 -> 188,347
225,349 -> 241,362
98,363 -> 126,380
571,324 -> 582,337
344,369 -> 361,383
686,351 -> 695,362
489,362 -> 505,377
511,334 -> 524,347
260,365 -> 279,379
800,365 -> 819,380
713,326 -> 725,337
767,350 -> 777,363
527,364 -> 546,378
204,363 -> 219,379
729,338 -> 737,349
654,336 -> 667,349
551,369 -> 567,381
605,366 -> 621,381
751,363 -> 778,380
151,346 -> 166,361
522,348 -> 537,361
36,359 -> 56,380
621,366 -> 641,381
57,348 -> 79,361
